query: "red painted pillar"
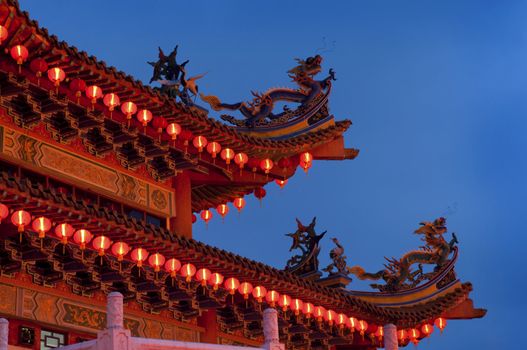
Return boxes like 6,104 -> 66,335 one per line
171,172 -> 193,239
197,309 -> 218,344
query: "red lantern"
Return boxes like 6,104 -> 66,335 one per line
248,158 -> 260,179
314,306 -> 326,322
325,309 -> 337,325
191,214 -> 197,224
375,326 -> 384,339
302,302 -> 314,318
278,294 -> 291,312
167,123 -> 182,142
252,285 -> 267,303
180,130 -> 194,154
233,197 -> 245,213
165,258 -> 181,277
421,324 -> 433,337
291,298 -> 303,316
357,320 -> 368,336
121,101 -> 137,123
92,235 -> 111,256
208,272 -> 224,290
200,209 -> 212,225
69,78 -> 86,103
275,179 -> 288,189
180,263 -> 196,282
29,58 -> 48,83
148,253 -> 166,272
234,152 -> 248,174
103,93 -> 120,116
337,313 -> 347,328
434,317 -> 447,333
192,135 -> 208,154
130,247 -> 149,268
265,290 -> 280,307
0,25 -> 8,44
31,216 -> 52,239
260,158 -> 273,175
237,282 -> 252,299
11,210 -> 31,232
152,117 -> 168,141
220,148 -> 234,166
73,229 -> 93,250
409,328 -> 420,345
196,268 -> 211,286
216,204 -> 229,220
397,329 -> 408,342
111,242 -> 130,261
278,157 -> 292,177
86,85 -> 103,106
254,187 -> 266,201
55,223 -> 74,245
206,142 -> 221,160
137,109 -> 152,127
0,203 -> 9,223
299,152 -> 313,173
47,67 -> 65,93
349,317 -> 358,331
224,277 -> 240,295
10,45 -> 28,71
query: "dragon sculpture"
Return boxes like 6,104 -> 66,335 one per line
322,238 -> 349,276
285,217 -> 326,276
200,55 -> 336,127
349,217 -> 458,292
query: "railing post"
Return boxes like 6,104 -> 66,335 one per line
0,318 -> 8,350
262,308 -> 284,350
107,292 -> 124,329
384,323 -> 398,350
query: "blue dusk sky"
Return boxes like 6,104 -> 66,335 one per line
18,0 -> 524,349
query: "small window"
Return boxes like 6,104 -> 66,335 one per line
40,329 -> 66,349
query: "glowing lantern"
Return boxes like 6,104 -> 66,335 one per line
224,277 -> 240,295
291,298 -> 303,316
148,253 -> 166,272
69,78 -> 86,103
73,229 -> 93,250
216,204 -> 229,220
121,101 -> 137,126
434,317 -> 447,333
302,302 -> 314,318
252,285 -> 267,303
130,248 -> 149,268
275,179 -> 288,189
220,148 -> 234,167
165,258 -> 181,277
409,328 -> 420,345
299,151 -> 313,173
192,135 -> 208,154
238,282 -> 253,299
47,67 -> 65,93
208,272 -> 224,290
166,122 -> 182,145
325,309 -> 337,325
397,329 -> 408,342
111,242 -> 130,261
254,187 -> 266,202
314,306 -> 326,322
31,216 -> 52,239
233,197 -> 246,213
421,324 -> 433,337
357,320 -> 368,336
137,109 -> 152,130
0,25 -> 8,44
337,313 -> 347,329
11,210 -> 31,233
196,268 -> 211,286
348,317 -> 358,331
92,235 -> 111,256
278,294 -> 291,312
200,209 -> 212,226
103,93 -> 120,118
29,58 -> 48,84
0,203 -> 9,223
86,85 -> 102,110
265,290 -> 280,307
375,325 -> 384,339
206,142 -> 221,161
234,153 -> 248,174
10,45 -> 28,72
260,158 -> 273,175
55,223 -> 74,245
180,263 -> 196,282
152,116 -> 168,141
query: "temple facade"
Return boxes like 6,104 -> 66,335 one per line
0,1 -> 484,349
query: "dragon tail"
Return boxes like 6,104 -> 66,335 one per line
200,94 -> 223,111
348,266 -> 385,281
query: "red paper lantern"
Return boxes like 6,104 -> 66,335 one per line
254,187 -> 266,200
55,223 -> 74,245
278,157 -> 292,170
86,85 -> 103,106
31,216 -> 52,238
234,152 -> 248,172
233,197 -> 245,213
191,214 -> 197,223
314,306 -> 326,322
148,253 -> 166,272
0,25 -> 8,44
302,302 -> 314,317
238,282 -> 253,299
220,148 -> 234,165
299,152 -> 313,173
11,210 -> 31,232
409,328 -> 420,345
130,247 -> 149,268
165,258 -> 181,277
208,272 -> 224,290
121,101 -> 137,120
278,294 -> 291,312
29,58 -> 48,81
357,320 -> 368,336
200,209 -> 212,225
337,313 -> 347,328
192,135 -> 208,153
397,329 -> 408,342
325,309 -> 337,325
349,317 -> 358,330
252,285 -> 267,303
291,298 -> 303,315
111,242 -> 130,261
166,122 -> 181,142
275,179 -> 288,189
195,268 -> 211,286
10,45 -> 28,67
0,203 -> 9,223
434,317 -> 447,333
206,142 -> 221,159
47,67 -> 66,91
69,78 -> 86,102
248,158 -> 260,175
265,290 -> 280,307
152,117 -> 168,141
375,326 -> 384,339
260,158 -> 273,174
103,93 -> 120,112
92,235 -> 111,256
421,324 -> 433,337
73,229 -> 93,250
137,109 -> 152,127
216,204 -> 229,219
224,277 -> 240,295
180,263 -> 196,282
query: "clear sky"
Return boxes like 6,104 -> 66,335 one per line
19,0 -> 525,348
